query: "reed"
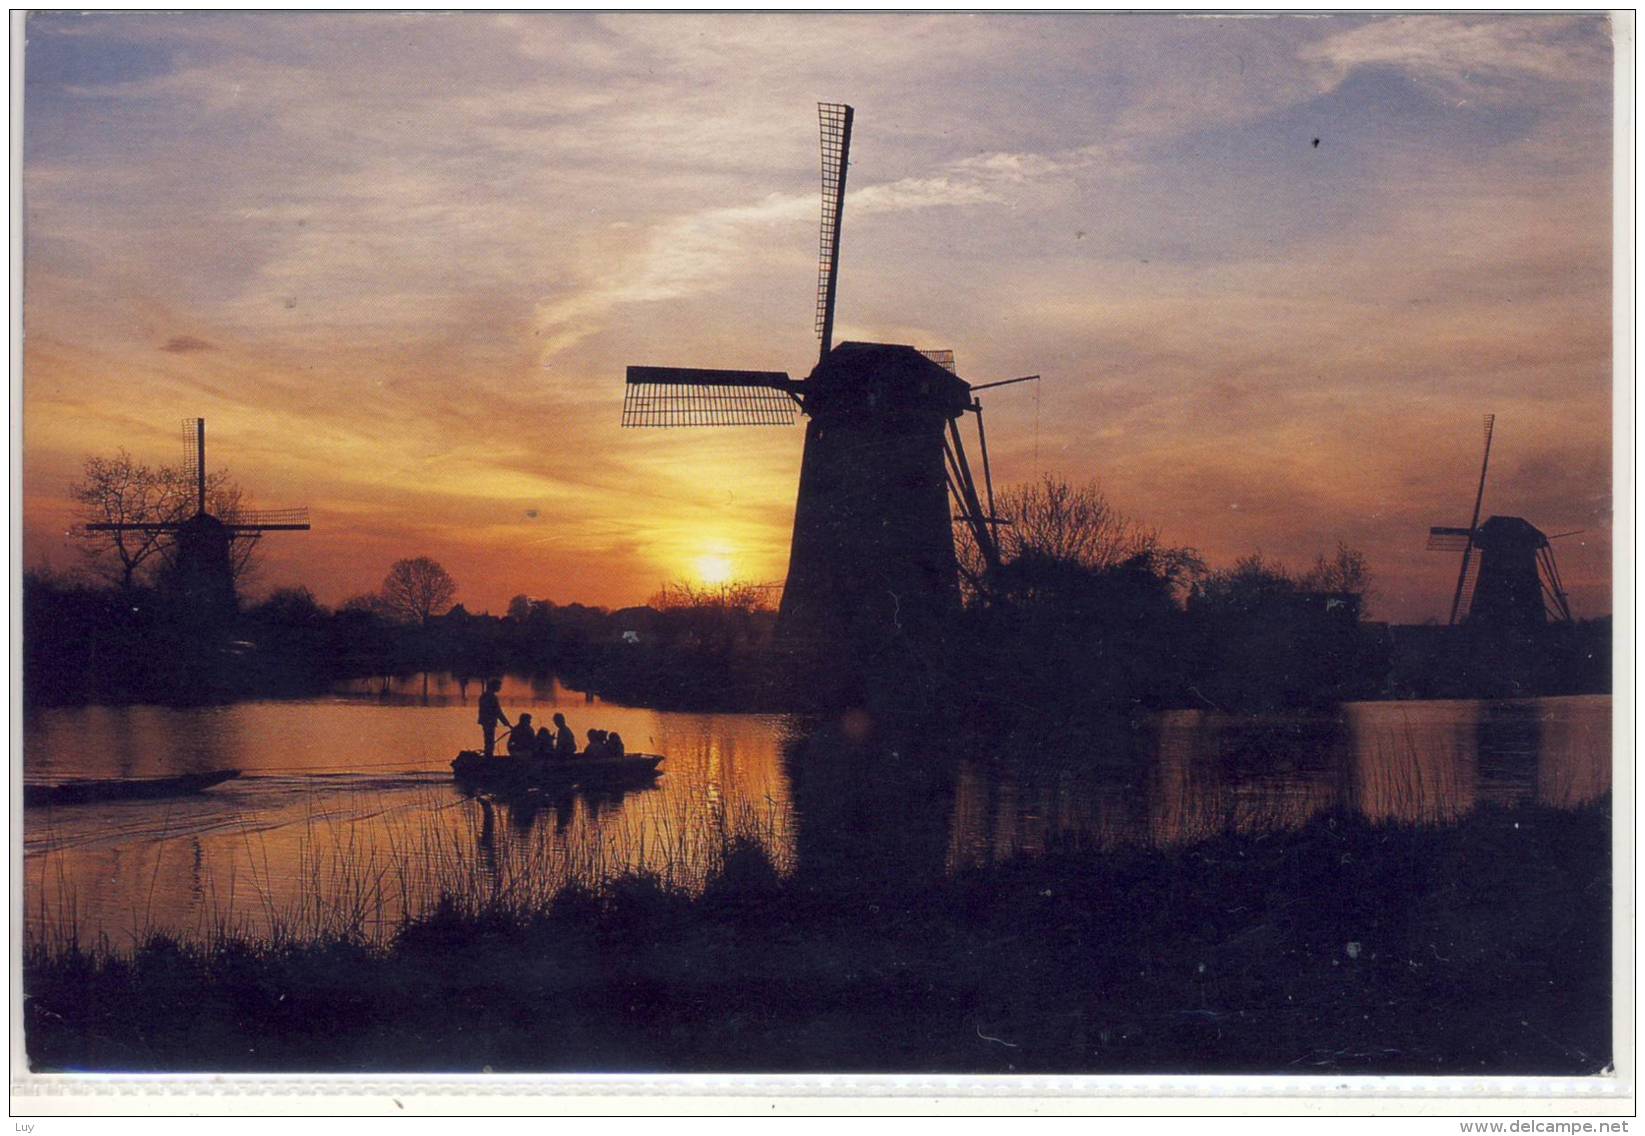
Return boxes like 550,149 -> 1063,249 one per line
24,781 -> 797,956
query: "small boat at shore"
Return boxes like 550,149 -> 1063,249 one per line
24,769 -> 242,807
450,751 -> 663,794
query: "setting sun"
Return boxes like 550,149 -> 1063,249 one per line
694,553 -> 734,586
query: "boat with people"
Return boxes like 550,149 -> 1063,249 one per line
450,750 -> 664,794
24,769 -> 242,807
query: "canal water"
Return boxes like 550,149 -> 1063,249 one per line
21,676 -> 1611,946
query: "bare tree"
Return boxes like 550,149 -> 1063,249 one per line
69,451 -> 176,589
648,578 -> 773,651
956,474 -> 1198,599
381,557 -> 458,625
649,579 -> 770,614
996,475 -> 1161,568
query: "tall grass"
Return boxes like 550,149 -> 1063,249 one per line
24,784 -> 795,958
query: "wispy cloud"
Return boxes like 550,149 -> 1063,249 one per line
1301,14 -> 1611,100
159,335 -> 214,353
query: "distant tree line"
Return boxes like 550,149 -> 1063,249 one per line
21,547 -> 786,708
28,453 -> 1609,712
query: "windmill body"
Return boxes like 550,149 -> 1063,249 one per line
778,342 -> 972,645
1466,516 -> 1559,631
171,512 -> 239,615
622,105 -> 1014,659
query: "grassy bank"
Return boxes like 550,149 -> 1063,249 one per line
25,799 -> 1609,1075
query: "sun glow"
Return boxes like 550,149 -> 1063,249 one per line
694,552 -> 735,587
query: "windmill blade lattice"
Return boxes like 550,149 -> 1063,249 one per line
1426,527 -> 1473,551
815,102 -> 854,358
919,349 -> 957,374
223,506 -> 311,530
622,366 -> 798,427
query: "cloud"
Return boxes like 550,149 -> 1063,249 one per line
1301,15 -> 1611,101
159,334 -> 214,353
529,147 -> 1116,363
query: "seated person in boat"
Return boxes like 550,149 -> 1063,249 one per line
536,725 -> 557,757
583,728 -> 609,759
606,731 -> 625,758
507,713 -> 538,757
551,712 -> 578,759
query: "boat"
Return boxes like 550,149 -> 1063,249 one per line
24,769 -> 242,807
450,750 -> 664,794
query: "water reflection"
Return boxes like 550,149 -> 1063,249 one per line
22,681 -> 1609,945
944,696 -> 1610,870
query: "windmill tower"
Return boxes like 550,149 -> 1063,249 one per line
86,418 -> 311,618
1426,414 -> 1575,630
622,104 -> 1028,652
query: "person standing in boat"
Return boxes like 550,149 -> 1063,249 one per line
550,712 -> 577,759
477,678 -> 513,758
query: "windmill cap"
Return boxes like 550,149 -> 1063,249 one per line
1475,515 -> 1551,548
805,342 -> 972,419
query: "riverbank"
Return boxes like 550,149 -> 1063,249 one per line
24,798 -> 1609,1074
26,572 -> 1610,712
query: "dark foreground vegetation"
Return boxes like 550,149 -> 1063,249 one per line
26,799 -> 1610,1075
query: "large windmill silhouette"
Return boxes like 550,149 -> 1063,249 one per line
87,418 -> 310,617
1426,414 -> 1575,630
622,104 -> 1033,649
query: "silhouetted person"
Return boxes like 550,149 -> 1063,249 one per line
607,731 -> 626,759
536,725 -> 556,757
477,679 -> 511,757
508,713 -> 537,756
584,728 -> 608,759
551,712 -> 577,759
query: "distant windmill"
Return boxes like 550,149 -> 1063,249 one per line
1426,414 -> 1574,629
86,418 -> 310,616
621,104 -> 1033,647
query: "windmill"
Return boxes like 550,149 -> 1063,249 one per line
86,418 -> 310,617
621,103 -> 1032,649
1426,414 -> 1574,629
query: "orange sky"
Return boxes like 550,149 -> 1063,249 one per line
22,13 -> 1617,622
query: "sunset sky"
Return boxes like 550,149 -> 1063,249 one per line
21,12 -> 1617,622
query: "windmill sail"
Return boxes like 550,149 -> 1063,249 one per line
919,348 -> 957,374
1455,554 -> 1481,618
1447,413 -> 1495,625
815,103 -> 854,362
179,417 -> 207,514
222,506 -> 311,531
1426,526 -> 1474,551
622,366 -> 798,427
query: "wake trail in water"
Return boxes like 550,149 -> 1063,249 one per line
23,769 -> 469,856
